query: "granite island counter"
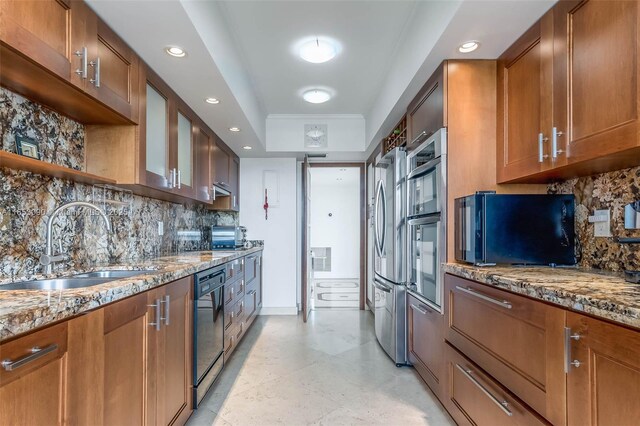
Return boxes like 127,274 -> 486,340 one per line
0,248 -> 262,341
444,263 -> 640,329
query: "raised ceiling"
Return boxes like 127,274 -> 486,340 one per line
86,0 -> 556,160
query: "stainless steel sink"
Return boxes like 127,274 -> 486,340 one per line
0,270 -> 155,291
0,278 -> 115,291
73,270 -> 155,279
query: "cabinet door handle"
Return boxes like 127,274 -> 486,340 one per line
456,364 -> 513,417
233,195 -> 237,208
177,170 -> 182,189
148,299 -> 161,331
538,132 -> 549,163
216,181 -> 228,188
89,57 -> 101,88
74,47 -> 88,79
161,294 -> 170,326
564,327 -> 581,373
455,286 -> 512,309
552,127 -> 565,160
248,290 -> 257,296
211,185 -> 216,201
410,303 -> 428,315
1,344 -> 58,371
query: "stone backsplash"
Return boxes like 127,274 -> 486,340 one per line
0,87 -> 237,281
549,167 -> 640,272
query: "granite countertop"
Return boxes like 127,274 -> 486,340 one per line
443,263 -> 640,329
0,248 -> 263,341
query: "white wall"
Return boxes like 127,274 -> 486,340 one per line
266,114 -> 365,153
240,158 -> 298,315
309,169 -> 360,279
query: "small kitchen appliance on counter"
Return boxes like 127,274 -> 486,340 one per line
455,192 -> 576,266
210,226 -> 247,250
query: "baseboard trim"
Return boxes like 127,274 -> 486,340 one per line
258,307 -> 298,315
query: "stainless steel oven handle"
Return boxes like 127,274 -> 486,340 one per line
408,215 -> 441,226
373,277 -> 392,293
455,364 -> 513,417
407,157 -> 441,181
455,286 -> 512,309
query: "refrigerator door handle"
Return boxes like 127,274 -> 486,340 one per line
374,180 -> 386,256
373,276 -> 393,293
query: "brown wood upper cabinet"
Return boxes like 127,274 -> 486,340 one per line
0,0 -> 139,124
497,11 -> 553,183
407,62 -> 446,147
211,140 -> 240,211
566,312 -> 640,426
498,0 -> 640,183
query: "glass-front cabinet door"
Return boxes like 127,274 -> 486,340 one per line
145,82 -> 170,189
176,110 -> 195,196
408,215 -> 442,311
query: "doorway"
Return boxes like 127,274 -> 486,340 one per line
301,163 -> 365,320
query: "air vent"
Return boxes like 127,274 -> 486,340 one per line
304,124 -> 328,148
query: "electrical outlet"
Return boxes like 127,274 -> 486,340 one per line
158,221 -> 164,236
589,209 -> 612,237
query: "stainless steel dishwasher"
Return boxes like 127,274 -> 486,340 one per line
193,265 -> 226,407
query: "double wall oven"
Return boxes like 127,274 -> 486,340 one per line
406,128 -> 447,312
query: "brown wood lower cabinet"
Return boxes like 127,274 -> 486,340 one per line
0,277 -> 192,426
444,274 -> 566,425
0,322 -> 69,425
566,312 -> 640,426
408,294 -> 444,398
443,343 -> 547,426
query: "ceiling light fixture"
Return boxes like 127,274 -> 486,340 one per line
229,127 -> 241,132
205,97 -> 220,104
299,38 -> 336,63
242,146 -> 252,150
458,41 -> 479,53
165,46 -> 186,57
303,89 -> 331,104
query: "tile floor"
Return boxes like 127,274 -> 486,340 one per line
187,310 -> 454,426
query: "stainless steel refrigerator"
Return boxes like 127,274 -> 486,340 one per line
373,147 -> 407,366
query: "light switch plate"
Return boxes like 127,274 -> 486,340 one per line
158,221 -> 164,236
593,209 -> 611,237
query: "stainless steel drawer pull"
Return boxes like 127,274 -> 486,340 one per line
148,299 -> 161,331
248,290 -> 257,296
161,294 -> 170,326
456,364 -> 513,417
564,327 -> 581,373
2,344 -> 58,371
455,286 -> 512,309
410,304 -> 428,315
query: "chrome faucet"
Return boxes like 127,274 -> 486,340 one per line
40,201 -> 113,274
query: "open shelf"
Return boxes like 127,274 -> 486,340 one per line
0,151 -> 117,185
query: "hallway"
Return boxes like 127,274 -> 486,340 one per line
188,311 -> 454,426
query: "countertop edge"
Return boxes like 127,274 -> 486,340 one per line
0,248 -> 263,342
443,263 -> 640,330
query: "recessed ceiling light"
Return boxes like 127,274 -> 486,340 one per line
242,146 -> 252,150
458,41 -> 479,53
165,46 -> 186,57
229,127 -> 241,132
205,97 -> 220,104
303,89 -> 331,104
299,38 -> 336,63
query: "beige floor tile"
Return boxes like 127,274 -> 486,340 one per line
188,310 -> 453,426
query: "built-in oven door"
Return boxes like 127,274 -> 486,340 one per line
407,129 -> 445,217
408,214 -> 443,311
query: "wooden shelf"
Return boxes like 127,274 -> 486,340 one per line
0,151 -> 117,185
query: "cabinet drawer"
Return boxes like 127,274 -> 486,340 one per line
408,294 -> 444,397
444,343 -> 547,426
225,258 -> 245,283
444,274 -> 565,425
0,322 -> 68,387
224,278 -> 245,307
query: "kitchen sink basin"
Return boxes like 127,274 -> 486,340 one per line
0,270 -> 155,291
0,278 -> 116,291
73,270 -> 155,279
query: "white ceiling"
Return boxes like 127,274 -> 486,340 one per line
86,0 -> 556,160
218,1 -> 417,115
